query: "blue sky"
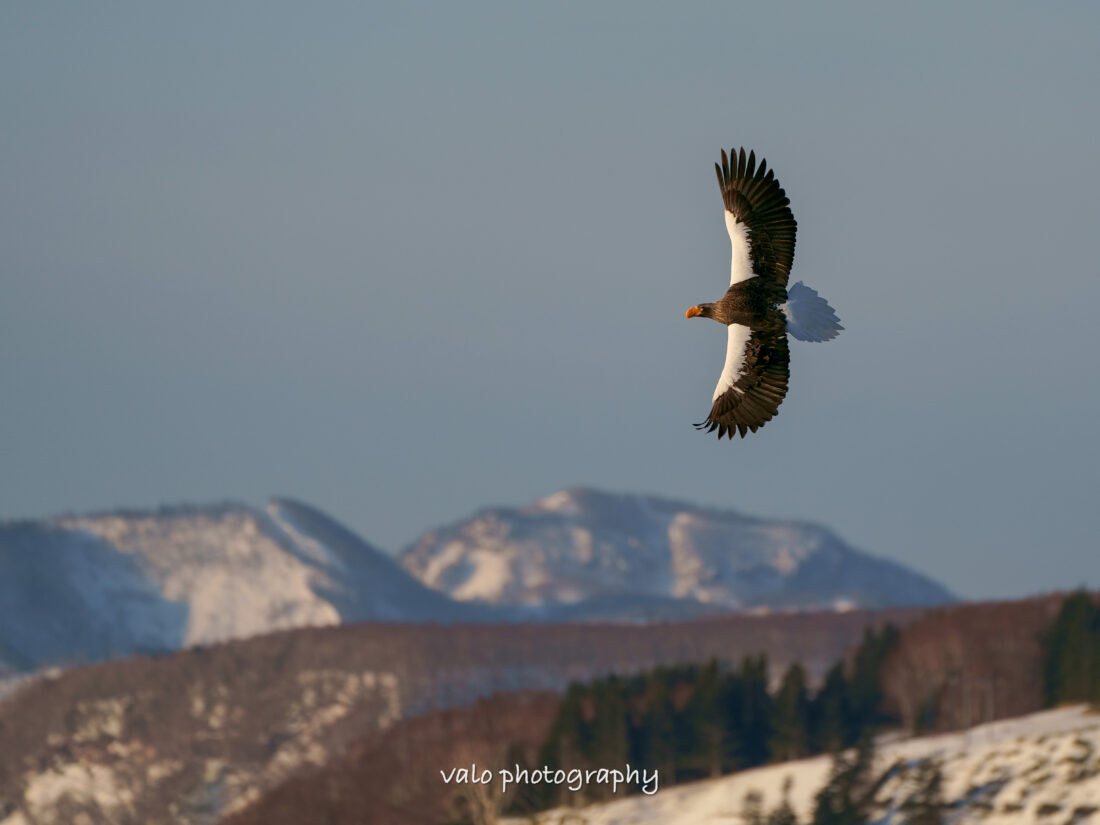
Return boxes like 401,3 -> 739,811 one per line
3,2 -> 1098,599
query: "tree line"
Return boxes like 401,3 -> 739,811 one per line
510,625 -> 900,811
493,591 -> 1098,821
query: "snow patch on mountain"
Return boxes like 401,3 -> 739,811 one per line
61,508 -> 342,645
0,500 -> 469,674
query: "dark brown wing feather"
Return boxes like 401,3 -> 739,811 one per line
695,324 -> 790,439
715,147 -> 797,287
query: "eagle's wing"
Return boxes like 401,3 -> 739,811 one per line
716,147 -> 797,287
696,322 -> 790,439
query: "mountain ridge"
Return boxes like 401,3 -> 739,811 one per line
400,487 -> 953,612
0,489 -> 953,676
0,497 -> 478,674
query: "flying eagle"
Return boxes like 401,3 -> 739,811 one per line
685,147 -> 842,439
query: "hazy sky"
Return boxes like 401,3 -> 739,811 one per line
3,3 -> 1098,600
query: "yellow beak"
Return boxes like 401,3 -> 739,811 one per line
685,306 -> 703,319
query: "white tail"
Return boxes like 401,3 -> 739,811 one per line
783,281 -> 843,342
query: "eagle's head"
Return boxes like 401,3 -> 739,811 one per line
685,303 -> 714,320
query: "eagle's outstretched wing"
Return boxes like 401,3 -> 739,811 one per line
696,321 -> 790,439
716,147 -> 797,288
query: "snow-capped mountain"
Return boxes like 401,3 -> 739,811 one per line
0,499 -> 469,673
0,489 -> 953,675
401,488 -> 953,612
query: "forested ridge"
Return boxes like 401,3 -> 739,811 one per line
210,594 -> 1094,824
511,591 -> 1100,815
517,626 -> 900,811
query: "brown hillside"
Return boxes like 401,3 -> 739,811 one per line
0,609 -> 915,824
224,594 -> 1082,825
223,690 -> 559,825
880,594 -> 1066,732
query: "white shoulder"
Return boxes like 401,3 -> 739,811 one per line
725,210 -> 753,285
712,323 -> 752,401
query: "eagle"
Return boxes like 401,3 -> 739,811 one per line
685,147 -> 842,439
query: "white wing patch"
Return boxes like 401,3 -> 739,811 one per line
713,323 -> 752,401
725,210 -> 753,285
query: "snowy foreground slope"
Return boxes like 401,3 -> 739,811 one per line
506,706 -> 1100,825
402,488 -> 953,612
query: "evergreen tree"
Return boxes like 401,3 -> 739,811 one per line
810,662 -> 850,753
810,737 -> 882,825
680,660 -> 725,778
741,777 -> 798,825
768,777 -> 799,825
625,672 -> 648,767
1043,591 -> 1100,706
770,663 -> 811,761
900,758 -> 946,825
669,667 -> 703,781
718,668 -> 746,770
535,683 -> 587,808
738,655 -> 774,767
501,742 -> 543,817
717,656 -> 773,770
740,790 -> 766,825
590,676 -> 628,770
847,624 -> 900,736
636,670 -> 678,783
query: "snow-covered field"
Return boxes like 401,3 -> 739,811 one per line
507,705 -> 1100,825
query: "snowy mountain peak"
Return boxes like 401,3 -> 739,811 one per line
0,500 -> 465,674
0,490 -> 955,676
57,503 -> 344,647
401,489 -> 953,612
534,489 -> 584,513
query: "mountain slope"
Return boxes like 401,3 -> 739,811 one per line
401,488 -> 953,612
0,488 -> 955,675
0,606 -> 918,825
0,499 -> 469,673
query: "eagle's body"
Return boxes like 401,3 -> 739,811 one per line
692,276 -> 787,330
686,148 -> 842,439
